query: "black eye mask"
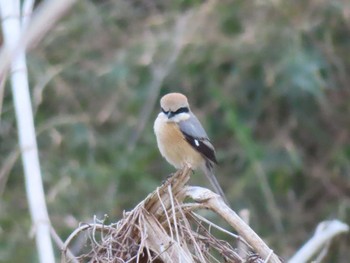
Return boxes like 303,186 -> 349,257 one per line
161,108 -> 169,115
173,107 -> 189,114
161,107 -> 189,116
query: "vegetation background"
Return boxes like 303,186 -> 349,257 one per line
1,0 -> 350,262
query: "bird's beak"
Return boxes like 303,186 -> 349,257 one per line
167,112 -> 175,119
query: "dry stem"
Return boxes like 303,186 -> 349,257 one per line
62,167 -> 281,263
288,220 -> 349,263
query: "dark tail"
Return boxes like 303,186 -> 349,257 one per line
203,165 -> 229,205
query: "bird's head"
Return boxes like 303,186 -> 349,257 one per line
160,93 -> 190,121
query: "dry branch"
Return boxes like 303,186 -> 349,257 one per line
183,186 -> 281,263
62,167 -> 281,263
288,220 -> 349,263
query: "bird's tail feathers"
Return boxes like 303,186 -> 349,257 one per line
203,166 -> 229,204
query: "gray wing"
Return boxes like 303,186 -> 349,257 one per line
179,113 -> 208,139
178,113 -> 217,164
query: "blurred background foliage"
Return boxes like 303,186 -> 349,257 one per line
1,0 -> 350,261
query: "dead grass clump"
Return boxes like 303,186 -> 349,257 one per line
62,167 -> 279,263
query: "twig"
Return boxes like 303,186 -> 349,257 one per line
36,114 -> 90,135
0,70 -> 6,123
184,186 -> 282,263
238,209 -> 251,258
168,184 -> 181,243
50,227 -> 78,263
253,161 -> 284,233
156,187 -> 174,240
0,148 -> 20,197
61,223 -> 107,262
191,212 -> 244,243
288,220 -> 349,263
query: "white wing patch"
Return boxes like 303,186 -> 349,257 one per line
194,139 -> 200,146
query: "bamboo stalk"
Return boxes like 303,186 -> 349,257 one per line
0,1 -> 55,262
21,0 -> 34,29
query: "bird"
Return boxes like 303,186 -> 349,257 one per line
153,92 -> 228,203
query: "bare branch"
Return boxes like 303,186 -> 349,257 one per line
0,148 -> 20,197
289,220 -> 349,263
184,186 -> 282,263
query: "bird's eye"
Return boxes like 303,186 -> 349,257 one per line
174,107 -> 189,114
161,108 -> 169,114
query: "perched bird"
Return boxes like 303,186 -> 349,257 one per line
154,92 -> 228,203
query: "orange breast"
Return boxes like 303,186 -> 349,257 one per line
154,118 -> 203,170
